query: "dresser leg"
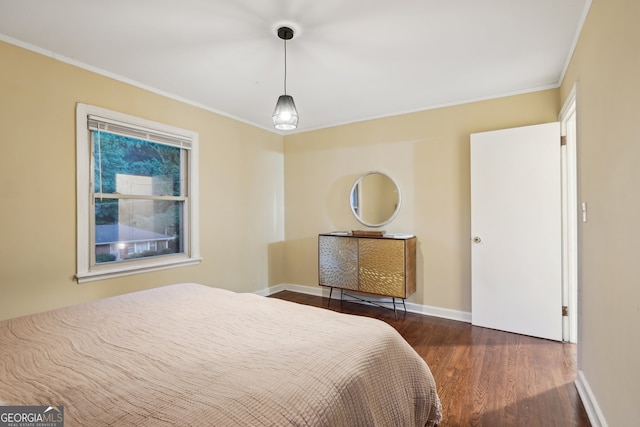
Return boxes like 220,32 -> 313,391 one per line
327,287 -> 333,307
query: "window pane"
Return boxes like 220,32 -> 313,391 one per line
95,199 -> 184,264
93,131 -> 182,196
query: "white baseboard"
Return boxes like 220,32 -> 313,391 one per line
575,370 -> 608,427
404,301 -> 472,323
253,284 -> 287,297
257,283 -> 471,323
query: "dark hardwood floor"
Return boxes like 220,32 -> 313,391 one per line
270,291 -> 590,427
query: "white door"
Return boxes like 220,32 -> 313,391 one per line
471,122 -> 562,341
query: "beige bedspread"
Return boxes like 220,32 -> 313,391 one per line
0,283 -> 442,426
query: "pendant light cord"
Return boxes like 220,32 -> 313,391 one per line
283,38 -> 288,95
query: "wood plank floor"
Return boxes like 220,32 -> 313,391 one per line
270,291 -> 590,427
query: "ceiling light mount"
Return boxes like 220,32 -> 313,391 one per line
272,26 -> 299,130
277,26 -> 294,41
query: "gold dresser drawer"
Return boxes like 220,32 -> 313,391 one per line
358,238 -> 406,298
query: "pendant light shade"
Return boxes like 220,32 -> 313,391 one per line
273,26 -> 299,130
273,95 -> 299,130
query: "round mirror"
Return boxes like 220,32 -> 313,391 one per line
349,172 -> 401,227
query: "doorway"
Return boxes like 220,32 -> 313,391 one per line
470,91 -> 579,342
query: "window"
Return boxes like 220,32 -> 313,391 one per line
76,104 -> 200,283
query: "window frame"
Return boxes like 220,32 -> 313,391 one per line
76,103 -> 200,283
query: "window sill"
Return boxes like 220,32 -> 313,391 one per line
76,256 -> 202,284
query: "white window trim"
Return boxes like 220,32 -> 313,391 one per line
76,103 -> 201,283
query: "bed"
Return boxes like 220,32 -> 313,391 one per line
0,283 -> 442,426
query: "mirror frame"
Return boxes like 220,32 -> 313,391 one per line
349,171 -> 402,228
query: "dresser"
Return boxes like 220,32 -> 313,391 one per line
318,234 -> 416,310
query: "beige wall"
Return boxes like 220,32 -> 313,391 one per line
560,0 -> 640,424
0,41 -> 285,321
283,90 -> 560,312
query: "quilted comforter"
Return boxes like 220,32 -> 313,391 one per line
0,283 -> 442,426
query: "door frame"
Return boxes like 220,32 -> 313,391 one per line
559,84 -> 579,343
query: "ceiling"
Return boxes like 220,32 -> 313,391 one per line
0,0 -> 589,134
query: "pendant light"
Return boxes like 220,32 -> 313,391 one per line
272,26 -> 299,130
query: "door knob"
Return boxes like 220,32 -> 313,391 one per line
473,236 -> 482,244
